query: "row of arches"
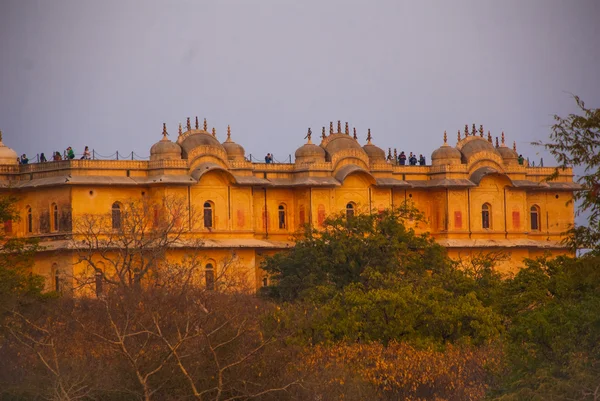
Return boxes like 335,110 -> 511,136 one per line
111,201 -> 291,231
481,203 -> 541,230
24,204 -> 61,234
90,201 -> 545,234
51,261 -> 218,295
110,201 -> 543,231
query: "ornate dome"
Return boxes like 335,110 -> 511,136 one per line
497,146 -> 518,162
431,146 -> 462,165
362,129 -> 386,163
295,129 -> 326,164
431,132 -> 462,166
176,118 -> 226,160
459,136 -> 500,161
222,126 -> 246,161
0,131 -> 19,165
150,125 -> 182,161
363,144 -> 386,160
496,134 -> 519,165
295,143 -> 326,161
323,134 -> 364,155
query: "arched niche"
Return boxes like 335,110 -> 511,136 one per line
334,165 -> 376,188
465,154 -> 505,173
470,167 -> 513,189
191,162 -> 236,186
188,154 -> 229,173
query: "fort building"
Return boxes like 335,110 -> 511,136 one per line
0,120 -> 579,292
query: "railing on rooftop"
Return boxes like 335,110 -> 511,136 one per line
26,151 -> 150,164
246,154 -> 293,164
20,150 -> 551,170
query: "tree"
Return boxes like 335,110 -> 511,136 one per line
71,195 -> 204,291
0,197 -> 60,400
0,196 -> 44,311
1,192 -> 304,400
1,287 -> 302,401
295,341 -> 503,401
492,255 -> 600,401
262,206 -> 503,346
535,95 -> 600,251
2,298 -> 104,401
261,205 -> 447,302
492,97 -> 600,400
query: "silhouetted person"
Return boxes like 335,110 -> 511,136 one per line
39,153 -> 47,163
398,151 -> 406,165
518,154 -> 524,165
81,146 -> 91,160
409,152 -> 417,165
265,153 -> 273,163
418,154 -> 426,165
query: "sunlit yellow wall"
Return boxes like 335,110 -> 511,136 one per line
371,187 -> 392,213
448,247 -> 572,276
447,189 -> 469,238
335,174 -> 370,214
469,175 -> 511,240
71,186 -> 145,218
16,187 -> 71,236
1,138 -> 577,294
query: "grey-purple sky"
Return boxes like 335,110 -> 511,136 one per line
1,0 -> 599,163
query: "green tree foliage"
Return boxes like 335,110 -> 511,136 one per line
263,205 -> 447,302
493,97 -> 600,400
0,196 -> 44,313
535,95 -> 600,251
262,206 -> 503,346
493,254 -> 600,400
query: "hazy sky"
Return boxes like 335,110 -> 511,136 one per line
1,0 -> 599,163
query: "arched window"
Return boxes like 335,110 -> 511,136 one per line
530,205 -> 540,231
482,203 -> 491,229
111,202 -> 122,230
51,203 -> 59,232
52,264 -> 61,292
153,205 -> 160,227
278,204 -> 286,229
205,263 -> 215,291
346,202 -> 355,219
95,262 -> 105,297
26,206 -> 33,234
203,201 -> 213,228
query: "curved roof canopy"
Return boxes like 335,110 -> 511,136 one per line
469,166 -> 511,185
334,164 -> 376,184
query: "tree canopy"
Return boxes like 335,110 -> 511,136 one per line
262,206 -> 504,346
536,95 -> 600,251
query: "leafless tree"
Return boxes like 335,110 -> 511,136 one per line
5,303 -> 100,401
71,195 -> 204,291
67,282 -> 300,401
150,291 -> 300,401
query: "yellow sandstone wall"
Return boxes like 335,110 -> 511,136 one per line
0,132 -> 577,294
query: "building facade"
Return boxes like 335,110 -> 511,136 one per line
0,120 -> 578,292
